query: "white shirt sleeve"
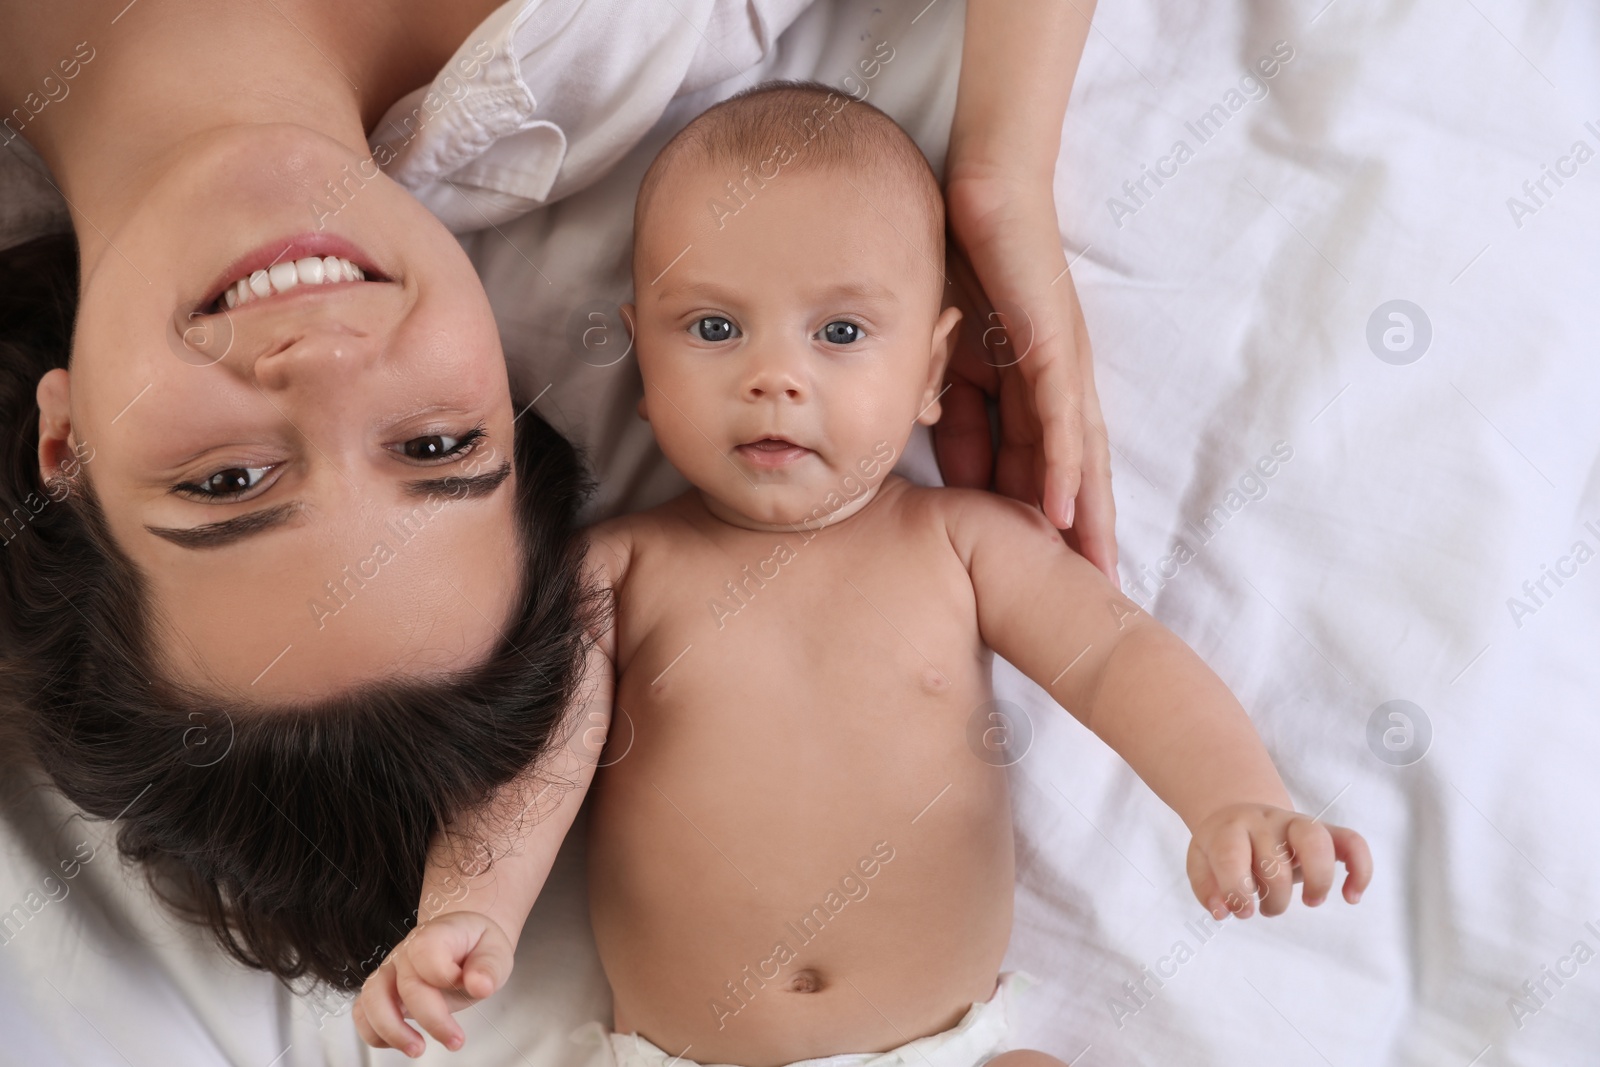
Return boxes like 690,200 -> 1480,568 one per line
370,0 -> 816,233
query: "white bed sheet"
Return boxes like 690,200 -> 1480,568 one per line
4,0 -> 1598,1065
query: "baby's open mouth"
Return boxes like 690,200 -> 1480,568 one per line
736,437 -> 812,467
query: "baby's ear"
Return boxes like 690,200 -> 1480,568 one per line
916,306 -> 963,425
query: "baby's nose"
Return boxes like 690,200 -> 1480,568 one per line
742,348 -> 807,401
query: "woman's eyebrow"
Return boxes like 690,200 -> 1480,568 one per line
145,502 -> 301,549
401,460 -> 513,501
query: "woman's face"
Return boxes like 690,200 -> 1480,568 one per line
37,125 -> 522,700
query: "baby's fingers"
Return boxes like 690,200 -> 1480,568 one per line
460,922 -> 516,1001
394,957 -> 464,1053
1186,843 -> 1225,918
1287,818 -> 1336,907
1329,824 -> 1374,902
1250,825 -> 1298,918
355,962 -> 425,1057
1203,831 -> 1260,918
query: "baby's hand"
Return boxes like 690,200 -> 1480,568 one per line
1185,803 -> 1373,919
352,911 -> 514,1057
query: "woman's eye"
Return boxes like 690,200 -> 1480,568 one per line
401,428 -> 484,461
174,466 -> 273,500
821,321 -> 864,345
695,316 -> 738,342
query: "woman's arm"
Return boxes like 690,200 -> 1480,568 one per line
949,0 -> 1092,180
939,0 -> 1120,586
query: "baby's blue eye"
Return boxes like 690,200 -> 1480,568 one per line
695,317 -> 737,342
822,321 -> 864,345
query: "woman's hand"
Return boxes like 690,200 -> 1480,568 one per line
1185,802 -> 1373,919
353,911 -> 515,1057
941,0 -> 1117,586
938,171 -> 1118,586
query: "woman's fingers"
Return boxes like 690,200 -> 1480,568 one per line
1329,824 -> 1374,902
931,372 -> 996,489
1016,340 -> 1083,530
993,357 -> 1044,507
940,196 -> 1121,582
931,247 -> 1001,491
357,962 -> 425,1057
1063,352 -> 1118,585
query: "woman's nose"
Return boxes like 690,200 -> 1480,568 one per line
252,328 -> 381,393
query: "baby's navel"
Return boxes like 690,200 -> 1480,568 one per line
785,968 -> 823,994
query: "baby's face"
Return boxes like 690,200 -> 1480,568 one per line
629,163 -> 959,530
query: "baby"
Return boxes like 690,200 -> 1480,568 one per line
355,83 -> 1373,1066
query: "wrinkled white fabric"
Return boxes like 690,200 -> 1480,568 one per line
4,1 -> 1598,1066
368,0 -> 813,231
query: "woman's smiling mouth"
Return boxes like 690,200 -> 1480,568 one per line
221,255 -> 367,309
199,232 -> 388,313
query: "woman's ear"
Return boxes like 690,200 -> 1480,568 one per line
36,368 -> 80,484
915,306 -> 964,426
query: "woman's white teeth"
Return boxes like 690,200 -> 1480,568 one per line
221,255 -> 367,308
267,262 -> 298,292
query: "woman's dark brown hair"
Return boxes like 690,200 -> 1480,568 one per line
0,233 -> 603,992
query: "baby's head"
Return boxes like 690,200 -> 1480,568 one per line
628,82 -> 959,530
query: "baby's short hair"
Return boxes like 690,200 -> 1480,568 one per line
635,81 -> 945,276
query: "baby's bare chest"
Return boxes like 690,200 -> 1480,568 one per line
594,510 -> 1007,909
613,518 -> 992,735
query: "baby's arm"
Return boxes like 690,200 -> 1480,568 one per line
354,530 -> 627,1058
945,490 -> 1372,918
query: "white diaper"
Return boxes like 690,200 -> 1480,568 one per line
585,970 -> 1038,1067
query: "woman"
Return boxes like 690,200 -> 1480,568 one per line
0,0 -> 1114,996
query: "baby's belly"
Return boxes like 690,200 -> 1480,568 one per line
586,664 -> 1015,1067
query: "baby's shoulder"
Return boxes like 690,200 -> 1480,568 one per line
582,493 -> 700,586
890,482 -> 1063,563
885,479 -> 1044,526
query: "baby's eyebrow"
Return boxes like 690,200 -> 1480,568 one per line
654,278 -> 900,305
811,281 -> 900,304
653,279 -> 739,303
